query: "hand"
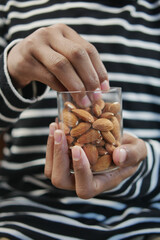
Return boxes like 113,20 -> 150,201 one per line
44,123 -> 147,199
7,23 -> 109,107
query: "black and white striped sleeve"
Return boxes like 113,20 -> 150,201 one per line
103,139 -> 160,203
0,40 -> 49,134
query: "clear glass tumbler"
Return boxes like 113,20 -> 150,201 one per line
57,87 -> 122,174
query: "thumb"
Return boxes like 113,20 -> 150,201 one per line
113,137 -> 147,167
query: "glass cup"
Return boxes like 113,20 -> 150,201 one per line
57,87 -> 122,174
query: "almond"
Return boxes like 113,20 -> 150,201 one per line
97,146 -> 108,156
64,101 -> 77,110
72,109 -> 94,123
83,144 -> 98,165
91,154 -> 112,172
102,102 -> 111,113
94,136 -> 104,145
96,99 -> 105,110
116,114 -> 121,124
108,102 -> 121,114
74,142 -> 84,147
94,139 -> 105,147
77,129 -> 101,144
92,103 -> 102,117
66,135 -> 74,145
105,143 -> 116,155
92,118 -> 113,131
114,141 -> 121,147
100,112 -> 114,119
111,116 -> 121,140
70,122 -> 91,137
63,111 -> 79,128
102,131 -> 116,144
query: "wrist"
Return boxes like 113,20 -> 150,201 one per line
7,40 -> 31,89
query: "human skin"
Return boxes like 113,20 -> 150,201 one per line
7,23 -> 109,107
45,122 -> 147,199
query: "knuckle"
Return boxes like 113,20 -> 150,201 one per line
51,175 -> 61,188
74,164 -> 84,173
44,168 -> 51,179
24,36 -> 34,52
53,56 -> 69,71
76,189 -> 93,199
35,27 -> 48,38
53,23 -> 67,30
24,27 -> 48,51
71,45 -> 86,59
86,42 -> 97,56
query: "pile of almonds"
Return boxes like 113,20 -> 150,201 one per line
59,98 -> 122,173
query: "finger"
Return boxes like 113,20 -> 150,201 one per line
30,59 -> 67,91
50,36 -> 105,102
72,146 -> 95,199
32,44 -> 92,108
92,164 -> 138,196
61,24 -> 109,90
51,130 -> 75,190
113,136 -> 147,167
44,123 -> 58,178
50,33 -> 101,91
9,40 -> 66,91
72,146 -> 138,199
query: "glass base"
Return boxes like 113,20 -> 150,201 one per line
70,166 -> 119,175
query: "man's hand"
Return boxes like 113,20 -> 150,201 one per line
7,24 -> 109,107
44,123 -> 147,199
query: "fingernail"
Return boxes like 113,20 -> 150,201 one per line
119,148 -> 127,163
54,130 -> 62,144
49,123 -> 57,136
80,95 -> 91,108
72,146 -> 81,161
93,88 -> 102,101
101,80 -> 110,91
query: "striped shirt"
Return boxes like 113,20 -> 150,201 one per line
0,0 -> 160,239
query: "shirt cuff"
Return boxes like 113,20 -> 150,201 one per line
2,39 -> 50,109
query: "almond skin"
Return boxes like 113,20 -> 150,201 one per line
63,111 -> 79,128
92,103 -> 102,117
97,146 -> 108,156
100,112 -> 114,119
77,129 -> 101,144
105,143 -> 116,155
110,116 -> 121,140
59,122 -> 70,135
66,135 -> 74,145
72,109 -> 94,123
92,118 -> 113,131
102,131 -> 116,144
102,102 -> 111,113
70,122 -> 91,137
108,102 -> 121,114
96,99 -> 105,110
64,101 -> 77,110
94,139 -> 105,147
91,154 -> 112,172
83,144 -> 98,165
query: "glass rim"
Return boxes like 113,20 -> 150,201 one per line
57,87 -> 121,94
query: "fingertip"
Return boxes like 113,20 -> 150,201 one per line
72,146 -> 90,169
100,80 -> 110,91
54,129 -> 63,144
72,145 -> 81,161
80,95 -> 91,108
113,147 -> 127,166
49,122 -> 58,136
